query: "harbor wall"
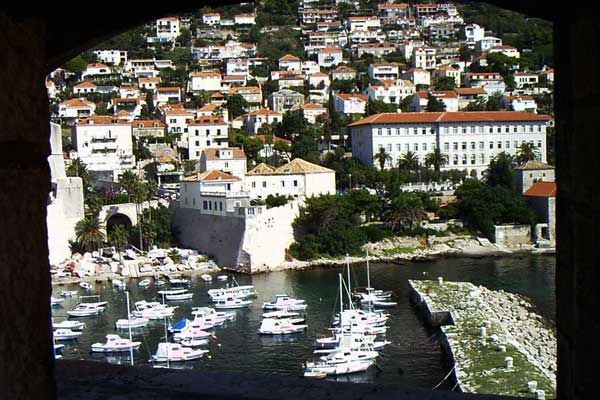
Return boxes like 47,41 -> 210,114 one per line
492,224 -> 531,247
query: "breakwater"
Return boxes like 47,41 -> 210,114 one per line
409,279 -> 556,398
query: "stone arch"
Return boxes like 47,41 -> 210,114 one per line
105,212 -> 133,233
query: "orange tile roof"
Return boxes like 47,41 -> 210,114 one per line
348,111 -> 553,127
87,63 -> 109,69
523,182 -> 556,197
279,54 -> 301,62
132,119 -> 166,128
189,115 -> 226,125
302,103 -> 327,110
229,86 -> 261,94
256,135 -> 291,144
454,88 -> 487,95
318,47 -> 343,53
77,116 -> 130,125
335,93 -> 367,102
139,77 -> 161,83
202,147 -> 246,160
60,98 -> 95,108
191,71 -> 221,78
222,75 -> 247,82
158,87 -> 181,92
183,169 -> 240,182
246,108 -> 282,117
74,81 -> 97,88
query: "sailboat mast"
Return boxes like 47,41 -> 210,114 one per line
345,254 -> 352,306
366,249 -> 371,291
126,291 -> 134,366
338,273 -> 344,332
162,293 -> 169,368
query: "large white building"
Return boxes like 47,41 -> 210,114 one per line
74,116 -> 135,181
187,116 -> 228,159
156,17 -> 180,41
200,148 -> 247,179
94,50 -> 128,66
349,111 -> 553,178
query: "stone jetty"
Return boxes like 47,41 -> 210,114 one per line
410,279 -> 556,398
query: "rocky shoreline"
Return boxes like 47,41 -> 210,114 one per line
251,234 -> 555,274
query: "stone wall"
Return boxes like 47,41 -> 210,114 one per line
492,224 -> 531,247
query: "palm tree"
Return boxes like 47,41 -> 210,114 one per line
425,148 -> 449,173
516,142 -> 540,165
75,216 -> 105,252
131,180 -> 149,251
108,224 -> 128,266
399,151 -> 419,173
373,147 -> 392,170
66,158 -> 91,192
118,170 -> 138,202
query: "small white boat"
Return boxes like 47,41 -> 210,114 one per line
168,276 -> 190,285
157,288 -> 188,296
91,334 -> 141,353
262,294 -> 307,311
53,320 -> 86,331
133,301 -> 176,320
200,274 -> 212,282
192,307 -> 235,322
60,290 -> 78,297
155,279 -> 167,286
179,339 -> 209,347
217,275 -> 228,281
51,296 -> 64,306
173,327 -> 211,342
152,343 -> 207,362
54,328 -> 82,341
263,310 -> 302,320
79,282 -> 92,290
212,296 -> 252,309
67,303 -> 104,317
112,279 -> 126,288
259,318 -> 307,335
304,359 -> 373,376
115,317 -> 149,329
138,279 -> 151,287
166,292 -> 193,301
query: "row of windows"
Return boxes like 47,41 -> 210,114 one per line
250,180 -> 299,188
203,200 -> 224,212
194,129 -> 223,136
378,140 -> 543,153
375,124 -> 544,136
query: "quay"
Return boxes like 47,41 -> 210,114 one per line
409,279 -> 556,398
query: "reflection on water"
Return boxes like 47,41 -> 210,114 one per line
52,254 -> 555,388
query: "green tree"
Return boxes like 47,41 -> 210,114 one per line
118,170 -> 138,202
63,56 -> 88,74
177,27 -> 192,47
373,147 -> 392,170
486,152 -> 515,189
425,148 -> 449,173
66,158 -> 92,192
383,192 -> 427,233
433,76 -> 457,91
426,94 -> 446,112
486,92 -> 504,111
227,94 -> 249,119
108,224 -> 129,266
399,151 -> 419,173
516,142 -> 540,165
365,99 -> 397,116
75,216 -> 105,252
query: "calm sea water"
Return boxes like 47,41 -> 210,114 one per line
52,254 -> 555,389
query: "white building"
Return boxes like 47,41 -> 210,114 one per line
316,47 -> 343,68
464,72 -> 506,95
411,91 -> 459,112
245,159 -> 336,200
180,170 -> 245,214
234,13 -> 256,25
412,47 -> 437,70
333,93 -> 367,115
200,147 -> 247,179
81,63 -> 112,79
188,116 -> 229,159
156,87 -> 182,104
163,108 -> 194,147
94,50 -> 128,66
349,111 -> 552,177
138,77 -> 161,92
401,68 -> 431,86
454,87 -> 488,109
432,65 -> 461,87
515,72 -> 540,89
202,13 -> 221,26
503,95 -> 538,113
278,54 -> 302,72
73,81 -> 97,95
74,116 -> 134,181
229,86 -> 262,105
356,42 -> 397,58
465,24 -> 485,46
368,63 -> 400,81
190,70 -> 222,92
346,16 -> 380,32
243,108 -> 283,135
301,103 -> 328,124
364,79 -> 415,105
301,61 -> 320,77
156,17 -> 180,41
331,66 -> 357,81
58,98 -> 96,118
477,36 -> 503,52
226,58 -> 250,78
488,45 -> 520,59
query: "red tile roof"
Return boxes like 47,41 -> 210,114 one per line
202,147 -> 246,160
279,54 -> 301,62
189,115 -> 226,125
523,182 -> 556,197
348,111 -> 553,127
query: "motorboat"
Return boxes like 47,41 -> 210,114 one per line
54,328 -> 82,341
168,276 -> 190,285
53,320 -> 86,331
217,275 -> 228,281
157,288 -> 188,296
179,339 -> 209,347
207,281 -> 256,300
51,296 -> 64,306
263,310 -> 302,320
319,348 -> 379,364
189,318 -> 215,331
360,297 -> 397,308
60,290 -> 78,297
169,318 -> 190,333
192,307 -> 235,323
315,333 -> 390,352
91,334 -> 141,353
173,327 -> 211,342
262,294 -> 307,311
212,296 -> 252,309
67,303 -> 104,317
79,282 -> 92,290
304,359 -> 373,377
115,317 -> 149,329
200,274 -> 212,282
155,279 -> 167,286
132,301 -> 176,320
166,292 -> 193,301
152,343 -> 207,362
258,318 -> 307,335
138,279 -> 151,287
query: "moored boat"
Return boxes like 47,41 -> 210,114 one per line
151,343 -> 208,362
91,334 -> 141,353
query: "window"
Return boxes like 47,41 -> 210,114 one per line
462,155 -> 467,165
461,142 -> 467,150
225,162 -> 229,168
471,142 -> 476,150
388,128 -> 392,135
505,126 -> 509,133
537,140 -> 542,148
208,202 -> 212,210
498,141 -> 502,149
226,184 -> 231,191
281,180 -> 285,187
206,129 -> 210,136
217,129 -> 221,135
470,127 -> 475,134
195,141 -> 200,146
387,144 -> 392,151
506,141 -> 510,148
490,142 -> 494,149
293,180 -> 298,187
262,181 -> 267,188
206,140 -> 211,145
405,144 -> 409,151
462,127 -> 467,134
479,141 -> 484,150
453,142 -> 458,150
497,126 -> 501,133
444,142 -> 449,151
252,182 -> 256,188
422,143 -> 427,151
397,144 -> 402,151
514,141 -> 519,148
378,128 -> 382,135
422,128 -> 427,135
471,154 -> 476,165
219,202 -> 223,211
414,143 -> 418,151
513,126 -> 518,133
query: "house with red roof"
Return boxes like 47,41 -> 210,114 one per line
333,93 -> 367,115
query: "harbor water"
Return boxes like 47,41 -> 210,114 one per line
52,254 -> 555,389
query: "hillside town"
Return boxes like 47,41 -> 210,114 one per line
47,0 -> 556,274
